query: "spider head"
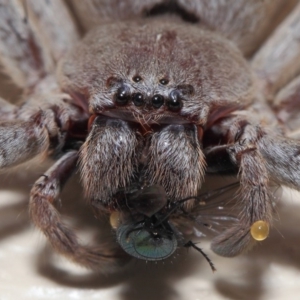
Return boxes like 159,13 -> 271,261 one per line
101,74 -> 196,126
58,19 -> 253,129
57,19 -> 254,211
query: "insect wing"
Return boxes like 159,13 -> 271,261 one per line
174,182 -> 241,239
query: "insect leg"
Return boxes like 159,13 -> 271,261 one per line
252,2 -> 300,100
273,74 -> 300,139
210,112 -> 300,194
0,87 -> 87,169
0,0 -> 79,88
0,0 -> 51,88
0,97 -> 17,120
184,241 -> 216,272
23,0 -> 79,62
258,132 -> 300,191
68,0 -> 164,31
177,0 -> 294,56
0,110 -> 49,168
30,150 -> 129,271
205,117 -> 273,257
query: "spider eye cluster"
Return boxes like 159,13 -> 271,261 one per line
113,84 -> 193,112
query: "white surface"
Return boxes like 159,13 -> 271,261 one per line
0,163 -> 300,300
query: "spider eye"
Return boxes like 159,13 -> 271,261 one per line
132,93 -> 145,106
106,76 -> 121,88
133,75 -> 142,82
167,90 -> 182,111
159,78 -> 169,85
115,86 -> 130,105
117,224 -> 177,260
177,84 -> 194,96
151,94 -> 164,108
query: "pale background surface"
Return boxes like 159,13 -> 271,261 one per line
0,162 -> 299,300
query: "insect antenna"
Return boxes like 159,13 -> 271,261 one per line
184,241 -> 216,272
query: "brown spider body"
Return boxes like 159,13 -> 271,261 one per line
0,0 -> 300,271
58,18 -> 252,205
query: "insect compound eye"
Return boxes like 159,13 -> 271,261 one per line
114,86 -> 130,106
159,78 -> 169,85
151,94 -> 164,109
132,92 -> 145,107
167,90 -> 182,112
117,224 -> 177,261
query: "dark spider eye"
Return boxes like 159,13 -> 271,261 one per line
132,93 -> 144,106
177,84 -> 194,96
117,224 -> 177,260
115,86 -> 130,105
167,90 -> 182,111
151,94 -> 164,108
159,78 -> 169,85
133,75 -> 142,82
106,76 -> 122,88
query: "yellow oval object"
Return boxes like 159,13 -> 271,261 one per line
250,220 -> 269,241
110,211 -> 121,229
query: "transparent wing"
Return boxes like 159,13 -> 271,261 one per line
172,181 -> 242,239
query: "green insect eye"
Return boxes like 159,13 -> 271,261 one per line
117,224 -> 177,261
